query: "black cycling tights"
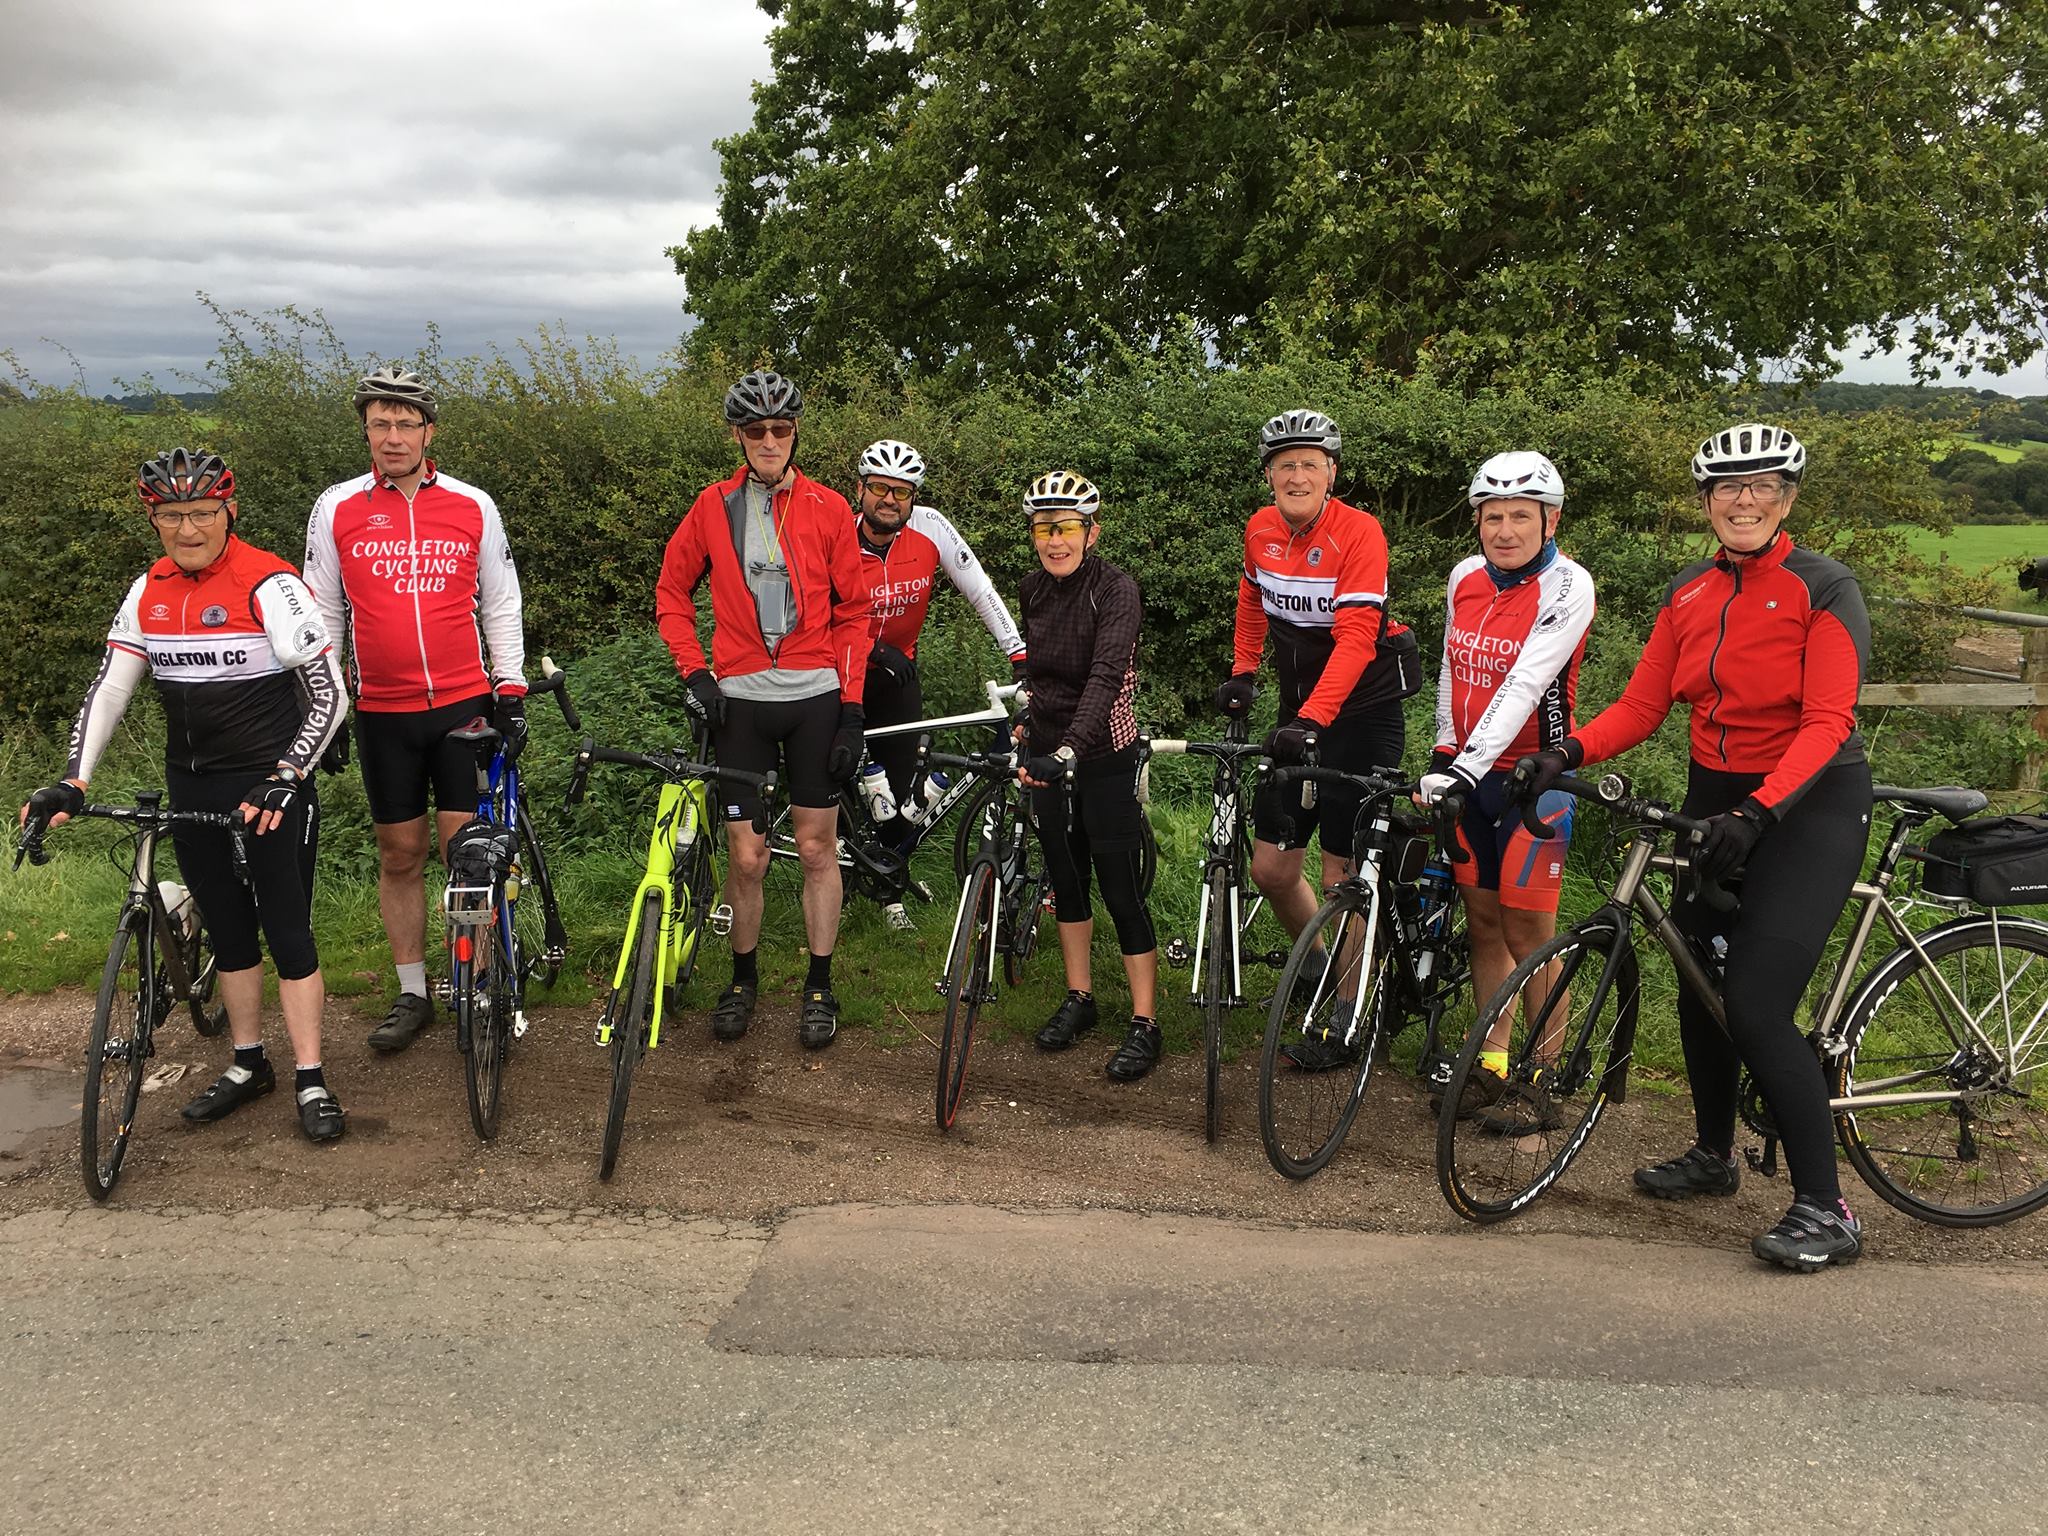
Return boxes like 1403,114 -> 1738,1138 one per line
170,771 -> 322,982
1031,745 -> 1156,957
1674,759 -> 1873,1209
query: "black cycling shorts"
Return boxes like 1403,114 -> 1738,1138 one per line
717,689 -> 841,820
355,692 -> 494,824
169,769 -> 321,982
1252,702 -> 1406,855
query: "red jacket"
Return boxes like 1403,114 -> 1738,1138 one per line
1573,533 -> 1868,813
657,467 -> 875,703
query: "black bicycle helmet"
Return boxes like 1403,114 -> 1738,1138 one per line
137,448 -> 236,506
352,364 -> 439,424
724,369 -> 804,425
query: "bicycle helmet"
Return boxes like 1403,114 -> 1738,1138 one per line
137,448 -> 235,506
1468,450 -> 1566,509
1259,408 -> 1342,465
723,369 -> 804,425
352,364 -> 439,424
1691,423 -> 1806,486
1022,470 -> 1101,518
857,439 -> 926,488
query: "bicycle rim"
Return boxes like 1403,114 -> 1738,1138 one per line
1203,866 -> 1229,1144
1836,918 -> 2048,1226
937,863 -> 996,1132
463,914 -> 509,1141
1258,890 -> 1385,1179
82,910 -> 155,1202
599,890 -> 662,1181
1437,921 -> 1639,1224
516,800 -> 565,988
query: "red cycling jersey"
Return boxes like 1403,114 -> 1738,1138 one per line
1434,548 -> 1595,778
657,466 -> 874,704
1573,532 -> 1869,814
304,462 -> 528,712
862,505 -> 1025,663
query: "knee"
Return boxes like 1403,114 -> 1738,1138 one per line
793,830 -> 838,875
1249,848 -> 1291,897
1500,907 -> 1556,962
727,838 -> 770,885
377,833 -> 428,881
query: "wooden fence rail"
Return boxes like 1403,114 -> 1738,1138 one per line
1858,604 -> 2048,791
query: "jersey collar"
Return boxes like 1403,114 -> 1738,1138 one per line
1484,538 -> 1558,589
1716,528 -> 1792,572
374,458 -> 439,492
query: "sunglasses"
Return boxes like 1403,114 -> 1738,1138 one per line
862,479 -> 915,504
739,421 -> 796,443
149,506 -> 225,529
1030,517 -> 1092,542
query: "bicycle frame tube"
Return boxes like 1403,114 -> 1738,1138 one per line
1623,835 -> 1729,1032
602,779 -> 701,1052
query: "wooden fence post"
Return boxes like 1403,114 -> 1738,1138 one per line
2026,628 -> 2048,795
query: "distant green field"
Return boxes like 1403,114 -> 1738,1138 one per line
1933,432 -> 2048,464
1891,523 -> 2048,611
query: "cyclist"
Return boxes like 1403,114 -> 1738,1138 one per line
852,438 -> 1028,931
1516,423 -> 1872,1271
1017,472 -> 1161,1082
1418,452 -> 1594,1110
1215,409 -> 1422,1070
656,369 -> 874,1049
305,365 -> 530,1055
20,450 -> 348,1142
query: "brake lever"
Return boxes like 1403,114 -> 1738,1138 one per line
1434,792 -> 1470,865
564,738 -> 595,810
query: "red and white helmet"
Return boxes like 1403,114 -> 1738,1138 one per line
1468,451 -> 1565,509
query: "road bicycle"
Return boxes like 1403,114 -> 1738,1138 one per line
1435,773 -> 2048,1228
17,795 -> 237,1201
1151,718 -> 1289,1142
438,660 -> 576,1140
1256,763 -> 1472,1179
923,743 -> 1048,1131
566,727 -> 775,1180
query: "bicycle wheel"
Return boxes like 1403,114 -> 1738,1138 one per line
599,889 -> 662,1182
937,861 -> 997,1132
952,779 -> 1000,882
673,824 -> 718,992
462,906 -> 509,1141
1258,887 -> 1389,1179
1202,866 -> 1230,1144
515,799 -> 564,989
82,907 -> 159,1202
1835,917 -> 2048,1227
1437,918 -> 1640,1224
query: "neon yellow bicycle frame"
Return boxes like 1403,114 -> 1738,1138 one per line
597,774 -> 716,1053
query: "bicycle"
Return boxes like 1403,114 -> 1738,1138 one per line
1434,773 -> 2048,1229
566,728 -> 776,1181
923,743 -> 1048,1131
17,796 -> 238,1201
1150,718 -> 1290,1143
438,659 -> 577,1140
1255,763 -> 1471,1179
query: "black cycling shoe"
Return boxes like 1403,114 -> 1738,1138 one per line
1478,1066 -> 1561,1135
367,992 -> 435,1054
1279,1025 -> 1362,1074
1035,992 -> 1099,1052
710,983 -> 757,1042
1752,1197 -> 1862,1272
297,1089 -> 347,1144
180,1059 -> 276,1123
1634,1144 -> 1741,1201
798,989 -> 840,1049
1106,1022 -> 1162,1082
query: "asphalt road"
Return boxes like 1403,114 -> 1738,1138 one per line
4,1202 -> 2042,1535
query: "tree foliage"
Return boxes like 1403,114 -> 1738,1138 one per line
676,0 -> 2048,389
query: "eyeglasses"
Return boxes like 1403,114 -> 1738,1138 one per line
364,418 -> 428,437
1708,477 -> 1792,505
862,479 -> 915,504
1269,459 -> 1328,477
740,421 -> 796,443
1030,517 -> 1092,542
148,506 -> 225,529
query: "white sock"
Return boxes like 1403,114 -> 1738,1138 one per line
222,1064 -> 254,1085
397,961 -> 428,998
297,1086 -> 333,1106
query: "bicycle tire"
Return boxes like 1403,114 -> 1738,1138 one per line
1203,866 -> 1229,1144
1258,887 -> 1388,1179
599,889 -> 662,1182
937,861 -> 997,1132
674,824 -> 718,992
1003,869 -> 1043,989
82,908 -> 157,1202
1436,918 -> 1640,1224
515,798 -> 565,989
952,780 -> 1000,883
1835,916 -> 2048,1227
462,905 -> 509,1141
183,919 -> 227,1037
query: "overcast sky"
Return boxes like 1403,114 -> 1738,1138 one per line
3,0 -> 2043,398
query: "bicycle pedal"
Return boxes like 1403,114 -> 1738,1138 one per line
1164,937 -> 1192,969
432,976 -> 455,1006
709,903 -> 734,936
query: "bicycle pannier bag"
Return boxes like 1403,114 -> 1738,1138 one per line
1921,815 -> 2048,906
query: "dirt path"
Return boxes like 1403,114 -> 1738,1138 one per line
3,986 -> 2041,1266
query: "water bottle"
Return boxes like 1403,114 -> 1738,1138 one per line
1411,860 -> 1455,981
157,880 -> 197,946
861,762 -> 898,823
903,768 -> 950,824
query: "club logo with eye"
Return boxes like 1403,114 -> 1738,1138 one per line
201,605 -> 228,628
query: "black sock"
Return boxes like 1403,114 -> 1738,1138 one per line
731,949 -> 758,989
806,951 -> 832,992
295,1065 -> 327,1095
233,1043 -> 266,1073
1131,1015 -> 1157,1032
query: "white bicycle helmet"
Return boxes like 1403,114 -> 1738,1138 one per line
857,439 -> 927,488
1468,450 -> 1566,509
1259,408 -> 1342,465
1692,423 -> 1806,486
1023,470 -> 1101,517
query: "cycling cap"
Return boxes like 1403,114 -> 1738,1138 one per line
1023,470 -> 1101,517
1259,408 -> 1342,465
1469,450 -> 1565,509
857,439 -> 926,488
352,365 -> 438,424
137,448 -> 235,506
1692,423 -> 1806,486
724,369 -> 804,425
